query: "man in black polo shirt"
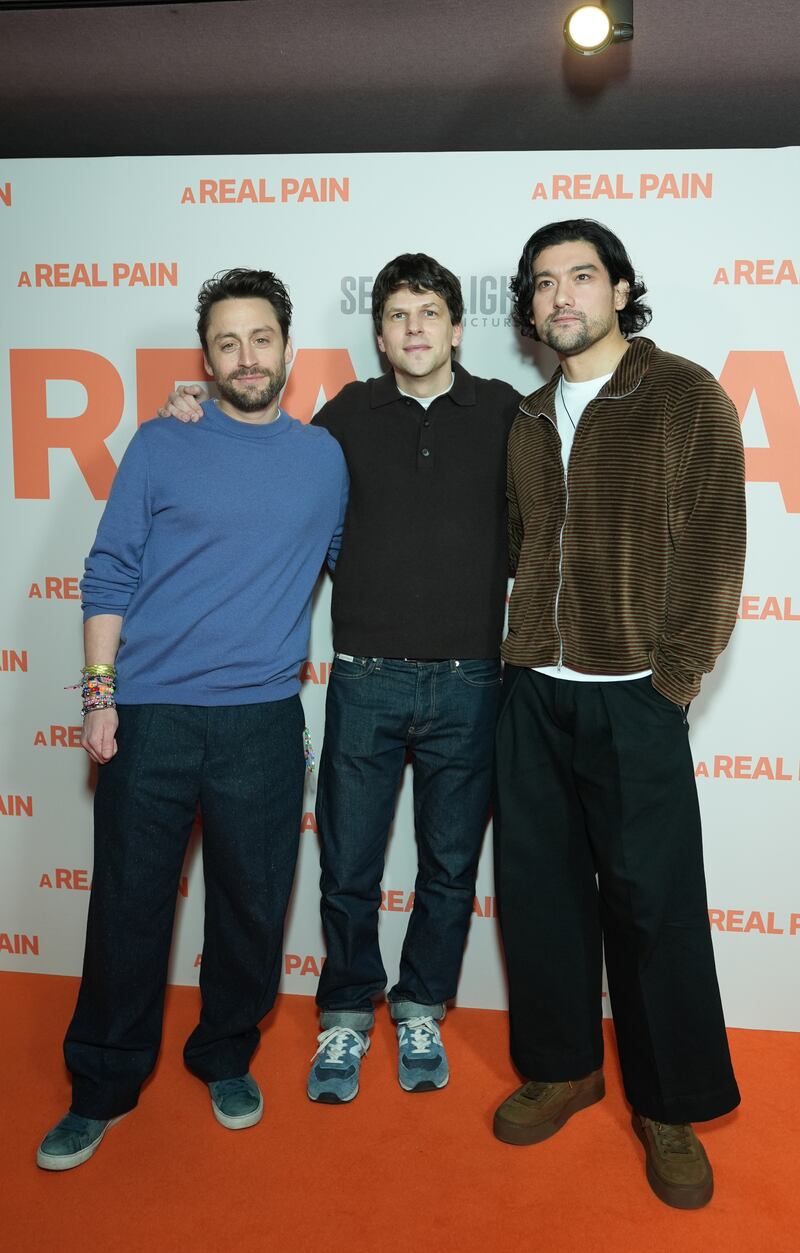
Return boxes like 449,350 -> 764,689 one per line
159,254 -> 520,1102
307,255 -> 519,1102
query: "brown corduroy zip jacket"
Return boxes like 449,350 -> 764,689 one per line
502,337 -> 746,706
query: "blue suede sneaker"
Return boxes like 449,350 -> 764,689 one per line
208,1074 -> 263,1129
397,1016 -> 449,1092
307,1026 -> 370,1103
36,1110 -> 127,1171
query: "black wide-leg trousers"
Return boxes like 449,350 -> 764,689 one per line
65,698 -> 306,1120
494,667 -> 740,1124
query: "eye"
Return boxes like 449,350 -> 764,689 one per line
220,341 -> 236,351
423,309 -> 438,317
535,279 -> 553,291
255,337 -> 271,345
575,272 -> 592,282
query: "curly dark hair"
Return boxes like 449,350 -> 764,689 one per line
370,253 -> 464,335
196,268 -> 292,351
510,219 -> 652,340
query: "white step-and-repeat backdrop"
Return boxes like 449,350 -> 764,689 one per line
1,150 -> 798,1030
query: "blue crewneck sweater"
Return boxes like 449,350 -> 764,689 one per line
82,401 -> 348,705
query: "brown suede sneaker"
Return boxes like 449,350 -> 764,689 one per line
493,1068 -> 605,1145
632,1113 -> 714,1209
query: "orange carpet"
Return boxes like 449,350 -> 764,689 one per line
3,971 -> 797,1253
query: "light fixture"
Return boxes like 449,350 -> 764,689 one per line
564,1 -> 633,56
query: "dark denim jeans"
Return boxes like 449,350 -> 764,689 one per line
315,656 -> 501,1028
64,698 -> 305,1119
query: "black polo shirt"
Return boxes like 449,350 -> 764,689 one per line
313,361 -> 521,658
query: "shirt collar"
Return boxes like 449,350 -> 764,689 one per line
520,336 -> 655,420
369,360 -> 477,409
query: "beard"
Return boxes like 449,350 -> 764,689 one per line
540,308 -> 616,356
214,363 -> 286,413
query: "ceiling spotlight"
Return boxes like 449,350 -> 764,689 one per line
564,1 -> 633,56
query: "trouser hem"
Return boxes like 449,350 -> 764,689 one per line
388,1000 -> 446,1022
319,1008 -> 375,1032
512,1050 -> 603,1083
630,1082 -> 742,1125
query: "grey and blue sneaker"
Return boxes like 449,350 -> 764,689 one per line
36,1110 -> 127,1171
397,1016 -> 449,1092
209,1073 -> 263,1129
307,1026 -> 370,1103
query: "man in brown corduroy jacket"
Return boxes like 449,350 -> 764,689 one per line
492,219 -> 745,1211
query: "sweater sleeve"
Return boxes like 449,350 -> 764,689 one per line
81,429 -> 153,620
327,455 -> 350,571
651,378 -> 746,704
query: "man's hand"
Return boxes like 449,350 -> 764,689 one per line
81,707 -> 119,764
156,384 -> 207,422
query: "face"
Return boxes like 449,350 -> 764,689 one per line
377,286 -> 463,389
530,241 -> 629,357
203,296 -> 292,415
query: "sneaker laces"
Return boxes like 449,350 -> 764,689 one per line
648,1120 -> 696,1156
518,1080 -> 560,1104
397,1015 -> 441,1055
213,1075 -> 254,1101
312,1026 -> 369,1065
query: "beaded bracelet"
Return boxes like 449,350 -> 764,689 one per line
303,726 -> 316,774
65,665 -> 118,717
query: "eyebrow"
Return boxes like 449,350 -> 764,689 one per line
385,297 -> 441,310
532,263 -> 601,280
212,325 -> 275,341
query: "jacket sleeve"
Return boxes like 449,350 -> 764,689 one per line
81,430 -> 153,620
651,378 -> 746,704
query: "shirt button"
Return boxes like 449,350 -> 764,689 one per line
404,399 -> 412,406
421,448 -> 430,457
423,419 -> 430,427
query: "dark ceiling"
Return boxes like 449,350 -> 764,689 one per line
1,0 -> 798,157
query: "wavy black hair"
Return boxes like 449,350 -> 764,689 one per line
371,253 -> 464,334
196,268 -> 292,350
510,219 -> 652,340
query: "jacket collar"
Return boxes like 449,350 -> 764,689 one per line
369,359 -> 477,409
519,336 -> 656,420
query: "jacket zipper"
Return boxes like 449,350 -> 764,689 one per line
544,413 -> 567,669
533,377 -> 642,671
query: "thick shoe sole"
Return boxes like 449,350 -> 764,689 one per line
399,1072 -> 449,1093
632,1115 -> 714,1210
36,1112 -> 128,1172
307,1083 -> 359,1104
493,1072 -> 605,1146
211,1090 -> 264,1130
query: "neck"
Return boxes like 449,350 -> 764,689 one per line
393,361 -> 453,398
559,332 -> 630,383
216,397 -> 281,425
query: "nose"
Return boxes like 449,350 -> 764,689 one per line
239,343 -> 257,367
554,280 -> 574,308
406,312 -> 423,335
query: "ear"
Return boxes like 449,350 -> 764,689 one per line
284,336 -> 294,366
451,320 -> 464,350
377,332 -> 386,354
202,353 -> 213,378
613,280 -> 630,310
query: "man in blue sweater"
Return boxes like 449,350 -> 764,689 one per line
36,269 -> 348,1171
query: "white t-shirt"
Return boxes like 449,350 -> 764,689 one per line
534,370 -> 652,684
398,373 -> 454,409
